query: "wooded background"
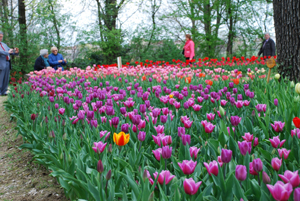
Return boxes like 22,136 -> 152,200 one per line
0,0 -> 299,81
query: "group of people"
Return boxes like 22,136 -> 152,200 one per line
34,47 -> 67,71
0,30 -> 276,96
182,32 -> 276,62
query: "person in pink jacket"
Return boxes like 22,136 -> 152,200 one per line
183,34 -> 195,62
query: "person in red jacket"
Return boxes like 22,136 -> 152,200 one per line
183,34 -> 195,62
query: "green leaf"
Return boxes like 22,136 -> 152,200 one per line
118,171 -> 140,199
88,181 -> 102,201
250,179 -> 261,199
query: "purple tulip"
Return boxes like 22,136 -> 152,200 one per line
274,99 -> 278,106
106,106 -> 115,116
204,161 -> 219,176
139,104 -> 146,113
152,148 -> 162,161
55,103 -> 59,109
190,147 -> 200,160
183,178 -> 202,195
181,134 -> 191,146
92,141 -> 107,154
154,125 -> 164,134
162,146 -> 172,159
238,141 -> 252,155
138,131 -> 146,142
221,149 -> 232,163
121,123 -> 131,133
152,108 -> 161,118
230,116 -> 241,126
160,115 -> 168,124
263,171 -> 271,184
87,110 -> 94,120
294,188 -> 300,201
132,115 -> 141,125
253,158 -> 263,172
235,165 -> 247,181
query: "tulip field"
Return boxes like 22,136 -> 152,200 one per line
5,58 -> 300,201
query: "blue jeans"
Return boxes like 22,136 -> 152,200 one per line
0,61 -> 10,95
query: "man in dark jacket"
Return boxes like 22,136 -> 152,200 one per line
34,49 -> 50,71
258,33 -> 276,58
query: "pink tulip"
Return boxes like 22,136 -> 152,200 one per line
271,157 -> 282,171
183,120 -> 193,129
154,125 -> 164,134
92,141 -> 107,154
270,136 -> 286,148
242,132 -> 253,142
190,147 -> 200,160
152,134 -> 172,147
58,108 -> 65,115
192,104 -> 202,111
277,148 -> 290,160
207,113 -> 215,121
252,158 -> 263,172
217,156 -> 223,167
271,121 -> 285,133
249,161 -> 258,175
267,181 -> 293,201
153,170 -> 175,185
203,161 -> 219,176
294,188 -> 300,201
279,170 -> 300,188
178,160 -> 197,175
221,149 -> 232,163
291,128 -> 300,138
152,148 -> 162,161
221,100 -> 227,106
243,100 -> 250,106
253,137 -> 259,147
238,141 -> 252,155
235,101 -> 244,108
183,178 -> 202,195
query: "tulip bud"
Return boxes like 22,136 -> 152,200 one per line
219,106 -> 225,117
63,133 -> 67,140
97,160 -> 104,173
60,153 -> 63,160
68,154 -> 71,163
296,83 -> 300,95
274,73 -> 280,80
253,137 -> 259,147
143,169 -> 148,181
262,171 -> 271,184
106,170 -> 112,180
108,144 -> 112,153
235,165 -> 247,181
148,192 -> 154,201
290,81 -> 295,88
294,96 -> 300,103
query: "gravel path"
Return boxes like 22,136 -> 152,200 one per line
0,96 -> 68,201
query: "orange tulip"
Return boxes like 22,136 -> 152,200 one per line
205,80 -> 213,86
113,132 -> 130,146
199,73 -> 205,78
142,76 -> 146,81
185,77 -> 191,84
233,78 -> 240,85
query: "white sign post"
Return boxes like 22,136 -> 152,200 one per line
117,57 -> 122,69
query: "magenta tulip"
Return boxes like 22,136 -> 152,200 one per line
207,113 -> 215,121
277,148 -> 290,160
190,147 -> 200,160
253,137 -> 259,147
279,170 -> 300,188
152,148 -> 162,161
183,178 -> 202,195
270,136 -> 286,148
58,108 -> 65,115
203,161 -> 219,176
271,121 -> 285,133
263,171 -> 271,184
294,188 -> 300,201
153,170 -> 175,185
154,125 -> 164,134
162,146 -> 172,159
235,165 -> 247,181
230,116 -> 241,126
253,158 -> 263,172
178,160 -> 197,175
242,133 -> 253,142
238,141 -> 252,155
271,157 -> 282,171
249,162 -> 258,175
267,181 -> 293,201
221,149 -> 232,163
92,141 -> 107,154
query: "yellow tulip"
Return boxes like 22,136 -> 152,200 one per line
113,132 -> 130,146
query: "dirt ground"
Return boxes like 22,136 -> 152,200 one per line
0,96 -> 69,201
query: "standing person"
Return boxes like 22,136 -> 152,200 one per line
0,31 -> 19,96
48,47 -> 67,70
183,34 -> 195,62
258,33 -> 276,58
34,49 -> 51,71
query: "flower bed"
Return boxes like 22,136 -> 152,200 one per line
5,62 -> 300,201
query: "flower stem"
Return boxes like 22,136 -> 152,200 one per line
257,174 -> 260,186
223,163 -> 226,180
165,158 -> 167,170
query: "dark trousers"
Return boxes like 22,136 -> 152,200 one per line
0,61 -> 10,95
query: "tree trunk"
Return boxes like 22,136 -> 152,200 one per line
18,0 -> 27,74
203,2 -> 213,58
273,0 -> 300,81
48,0 -> 60,50
1,0 -> 9,40
226,5 -> 233,57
